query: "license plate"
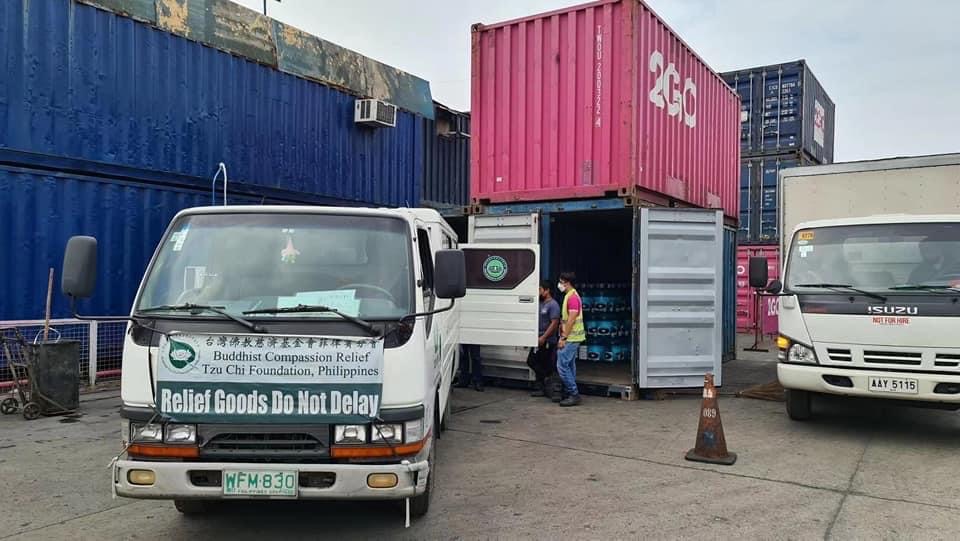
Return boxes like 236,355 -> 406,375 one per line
223,470 -> 297,497
868,376 -> 919,395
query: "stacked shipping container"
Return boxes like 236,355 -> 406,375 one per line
722,60 -> 835,331
0,0 -> 437,321
469,0 -> 741,387
470,0 -> 740,220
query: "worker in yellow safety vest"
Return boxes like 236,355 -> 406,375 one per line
556,272 -> 586,407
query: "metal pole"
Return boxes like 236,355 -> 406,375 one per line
88,320 -> 99,388
263,0 -> 267,15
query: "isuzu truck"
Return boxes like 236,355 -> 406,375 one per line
749,154 -> 960,420
61,206 -> 471,518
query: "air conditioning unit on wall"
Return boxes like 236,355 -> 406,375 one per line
354,99 -> 397,128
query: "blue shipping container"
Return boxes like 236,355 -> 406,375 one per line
420,102 -> 470,210
722,60 -> 835,165
0,161 -> 335,321
0,0 -> 425,207
739,153 -> 816,244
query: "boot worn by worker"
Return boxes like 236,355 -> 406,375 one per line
549,378 -> 564,402
473,379 -> 485,393
559,395 -> 582,407
530,382 -> 546,397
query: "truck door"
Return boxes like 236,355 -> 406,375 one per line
459,214 -> 540,381
635,209 -> 725,387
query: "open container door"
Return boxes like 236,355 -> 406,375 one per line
636,209 -> 724,387
460,214 -> 540,381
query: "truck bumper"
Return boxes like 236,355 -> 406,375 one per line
778,363 -> 960,404
114,458 -> 429,500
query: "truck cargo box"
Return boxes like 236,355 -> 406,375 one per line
470,0 -> 739,219
779,154 -> 960,255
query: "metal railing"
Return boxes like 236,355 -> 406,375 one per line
1,318 -> 127,389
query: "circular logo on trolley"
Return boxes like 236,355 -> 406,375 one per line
482,255 -> 508,282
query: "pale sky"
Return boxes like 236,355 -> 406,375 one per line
231,0 -> 959,162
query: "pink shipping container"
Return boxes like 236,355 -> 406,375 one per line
470,0 -> 740,218
736,244 -> 779,334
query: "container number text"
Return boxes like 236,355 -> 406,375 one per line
648,50 -> 697,129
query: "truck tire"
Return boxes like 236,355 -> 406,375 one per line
409,428 -> 436,518
785,389 -> 813,421
174,500 -> 209,515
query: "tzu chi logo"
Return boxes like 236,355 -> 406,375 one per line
482,255 -> 508,282
164,338 -> 198,373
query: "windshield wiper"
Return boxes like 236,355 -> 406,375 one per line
889,284 -> 960,294
137,303 -> 267,333
243,304 -> 379,336
791,283 -> 888,302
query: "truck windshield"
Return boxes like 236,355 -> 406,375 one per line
785,222 -> 960,292
136,213 -> 414,320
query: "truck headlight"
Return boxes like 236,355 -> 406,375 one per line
335,425 -> 367,444
164,424 -> 197,444
130,422 -> 163,443
787,343 -> 818,365
404,419 -> 424,443
370,423 -> 403,444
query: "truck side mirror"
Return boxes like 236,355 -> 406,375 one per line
62,236 -> 98,299
765,279 -> 783,294
434,249 -> 466,299
748,256 -> 769,289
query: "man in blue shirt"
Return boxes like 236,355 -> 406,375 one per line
528,280 -> 561,397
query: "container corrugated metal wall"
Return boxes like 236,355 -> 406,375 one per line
470,0 -> 739,218
0,165 -> 300,321
420,104 -> 470,210
722,60 -> 835,164
739,152 -> 816,243
1,0 -> 423,207
735,244 -> 779,334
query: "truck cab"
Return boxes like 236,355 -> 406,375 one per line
767,215 -> 960,419
61,206 -> 466,517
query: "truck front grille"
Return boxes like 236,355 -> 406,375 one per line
863,350 -> 922,366
827,348 -> 852,362
818,344 -> 960,373
935,354 -> 960,368
198,425 -> 330,462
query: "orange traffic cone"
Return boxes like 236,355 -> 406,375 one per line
685,373 -> 737,465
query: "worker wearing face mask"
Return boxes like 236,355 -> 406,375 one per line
555,272 -> 585,407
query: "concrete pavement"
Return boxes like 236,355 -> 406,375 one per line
2,380 -> 959,540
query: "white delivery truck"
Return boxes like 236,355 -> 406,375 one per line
60,206 -> 470,518
748,153 -> 960,420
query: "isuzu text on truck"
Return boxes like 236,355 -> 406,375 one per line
60,206 -> 469,518
749,154 -> 960,420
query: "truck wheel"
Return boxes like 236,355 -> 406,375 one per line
174,500 -> 209,515
409,429 -> 436,518
785,389 -> 813,421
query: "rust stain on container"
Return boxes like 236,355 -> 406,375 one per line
156,0 -> 190,35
